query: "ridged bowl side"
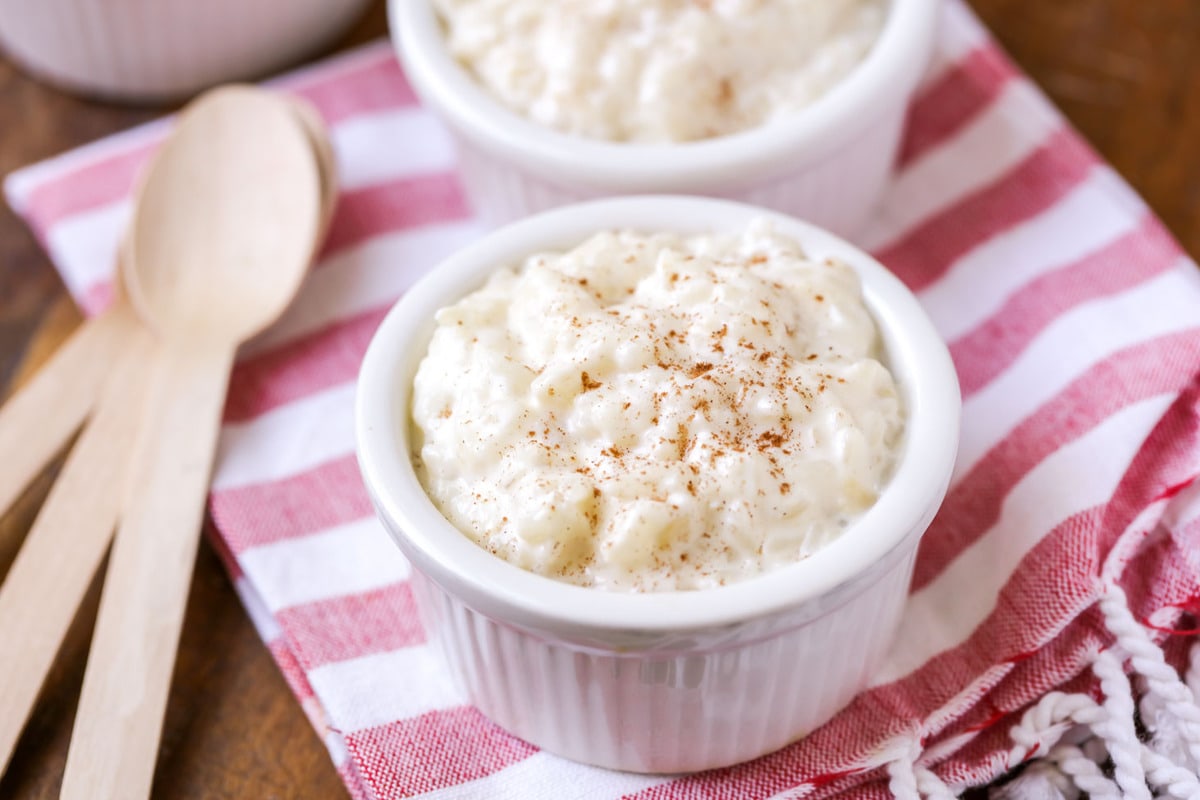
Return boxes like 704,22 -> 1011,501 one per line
411,543 -> 917,774
450,105 -> 906,239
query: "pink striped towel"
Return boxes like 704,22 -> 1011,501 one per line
8,2 -> 1200,797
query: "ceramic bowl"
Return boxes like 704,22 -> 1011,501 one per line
0,0 -> 373,102
389,0 -> 939,235
356,195 -> 960,773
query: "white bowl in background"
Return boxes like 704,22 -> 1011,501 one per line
356,196 -> 960,773
0,0 -> 374,102
389,0 -> 939,235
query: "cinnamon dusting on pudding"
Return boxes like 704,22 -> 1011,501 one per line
411,221 -> 903,591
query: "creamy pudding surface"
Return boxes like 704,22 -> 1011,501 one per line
410,222 -> 904,591
432,0 -> 888,143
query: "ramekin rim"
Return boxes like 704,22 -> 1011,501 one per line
388,0 -> 941,191
355,195 -> 960,639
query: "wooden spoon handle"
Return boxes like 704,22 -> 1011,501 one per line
0,325 -> 156,775
60,339 -> 235,800
0,301 -> 138,517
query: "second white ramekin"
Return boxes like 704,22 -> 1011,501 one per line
390,0 -> 939,235
356,196 -> 960,774
0,0 -> 373,102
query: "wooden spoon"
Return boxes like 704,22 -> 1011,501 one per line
0,106 -> 335,778
0,99 -> 333,523
290,98 -> 338,238
0,298 -> 139,518
0,279 -> 155,775
59,86 -> 321,800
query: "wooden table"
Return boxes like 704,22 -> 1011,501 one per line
1,1 -> 1197,797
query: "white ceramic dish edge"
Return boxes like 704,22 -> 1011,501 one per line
356,196 -> 960,772
0,0 -> 373,102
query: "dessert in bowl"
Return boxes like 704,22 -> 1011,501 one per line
389,0 -> 940,234
411,222 -> 906,592
430,0 -> 889,144
356,196 -> 960,773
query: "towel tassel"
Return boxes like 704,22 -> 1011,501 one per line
988,583 -> 1200,799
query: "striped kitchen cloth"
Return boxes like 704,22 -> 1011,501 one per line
8,2 -> 1200,797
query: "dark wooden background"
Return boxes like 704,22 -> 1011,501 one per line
1,1 -> 1197,797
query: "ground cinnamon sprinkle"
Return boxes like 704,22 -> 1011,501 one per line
411,224 -> 903,592
758,431 -> 785,448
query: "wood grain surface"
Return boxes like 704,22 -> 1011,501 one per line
0,1 -> 1197,797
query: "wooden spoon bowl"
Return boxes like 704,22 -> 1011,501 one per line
125,85 -> 321,342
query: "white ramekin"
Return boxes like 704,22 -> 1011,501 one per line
0,0 -> 373,102
356,196 -> 960,774
389,0 -> 939,236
